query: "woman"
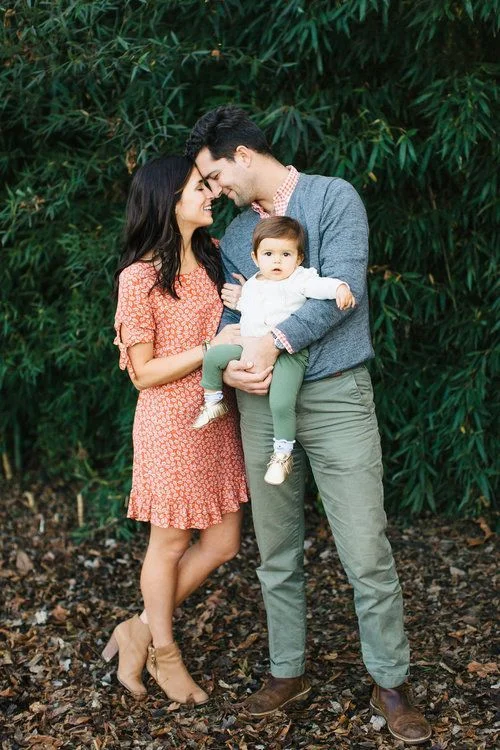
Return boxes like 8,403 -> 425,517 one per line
102,155 -> 247,705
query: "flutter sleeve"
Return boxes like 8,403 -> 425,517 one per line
114,264 -> 155,371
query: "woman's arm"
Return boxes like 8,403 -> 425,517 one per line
127,338 -> 203,390
123,323 -> 241,390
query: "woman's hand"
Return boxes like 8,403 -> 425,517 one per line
221,273 -> 246,310
211,323 -> 241,347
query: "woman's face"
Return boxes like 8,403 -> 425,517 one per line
175,168 -> 214,231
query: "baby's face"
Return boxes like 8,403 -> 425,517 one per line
252,237 -> 302,281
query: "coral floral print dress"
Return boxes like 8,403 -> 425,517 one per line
114,258 -> 248,529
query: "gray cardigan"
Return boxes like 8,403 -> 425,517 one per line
219,173 -> 374,381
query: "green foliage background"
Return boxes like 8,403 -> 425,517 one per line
1,0 -> 498,523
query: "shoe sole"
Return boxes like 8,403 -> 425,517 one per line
245,685 -> 311,717
370,700 -> 432,745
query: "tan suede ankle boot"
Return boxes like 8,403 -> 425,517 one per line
146,642 -> 209,705
101,615 -> 151,699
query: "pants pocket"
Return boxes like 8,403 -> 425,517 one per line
350,366 -> 375,411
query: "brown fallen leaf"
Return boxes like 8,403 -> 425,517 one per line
29,702 -> 47,713
467,536 -> 486,547
51,604 -> 69,622
477,516 -> 494,539
25,738 -> 62,748
447,626 -> 477,639
324,651 -> 339,661
237,632 -> 259,650
67,715 -> 91,725
467,661 -> 499,678
16,549 -> 34,574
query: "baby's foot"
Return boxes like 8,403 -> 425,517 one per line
192,400 -> 229,429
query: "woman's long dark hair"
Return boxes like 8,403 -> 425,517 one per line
114,155 -> 223,298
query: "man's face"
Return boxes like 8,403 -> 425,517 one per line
195,146 -> 256,207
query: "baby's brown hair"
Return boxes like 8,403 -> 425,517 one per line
252,216 -> 305,257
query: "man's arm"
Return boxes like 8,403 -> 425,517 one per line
277,179 -> 368,353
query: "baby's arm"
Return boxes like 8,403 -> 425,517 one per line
302,274 -> 356,310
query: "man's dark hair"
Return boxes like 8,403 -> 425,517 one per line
252,216 -> 305,257
185,106 -> 272,162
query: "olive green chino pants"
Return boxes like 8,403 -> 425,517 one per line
236,365 -> 410,688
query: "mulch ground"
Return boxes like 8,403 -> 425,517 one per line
0,482 -> 498,749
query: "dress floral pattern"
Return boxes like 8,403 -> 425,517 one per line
114,260 -> 248,529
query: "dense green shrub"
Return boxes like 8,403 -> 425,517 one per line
1,0 -> 498,523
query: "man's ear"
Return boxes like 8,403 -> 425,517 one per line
234,145 -> 253,167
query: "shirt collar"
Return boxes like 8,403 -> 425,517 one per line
251,165 -> 299,218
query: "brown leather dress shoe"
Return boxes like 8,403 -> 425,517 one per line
370,684 -> 431,745
241,675 -> 311,717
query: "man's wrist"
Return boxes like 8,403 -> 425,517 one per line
270,331 -> 286,353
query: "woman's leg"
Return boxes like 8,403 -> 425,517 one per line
141,523 -> 211,704
140,524 -> 191,647
176,507 -> 243,602
139,508 -> 243,624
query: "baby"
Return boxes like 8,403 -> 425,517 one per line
193,216 -> 356,485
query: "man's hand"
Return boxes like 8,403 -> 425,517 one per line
239,333 -> 280,373
222,359 -> 274,395
221,273 -> 246,310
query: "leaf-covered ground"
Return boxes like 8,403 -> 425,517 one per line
1,483 -> 498,749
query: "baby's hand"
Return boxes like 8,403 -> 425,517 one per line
221,273 -> 246,310
336,283 -> 356,310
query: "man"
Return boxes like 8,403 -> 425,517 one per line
185,106 -> 431,745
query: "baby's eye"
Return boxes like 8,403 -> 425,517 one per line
263,251 -> 272,256
283,252 -> 291,257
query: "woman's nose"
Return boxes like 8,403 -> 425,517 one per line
208,179 -> 222,198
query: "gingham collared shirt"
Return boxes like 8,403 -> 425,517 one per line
251,165 -> 299,218
250,165 -> 300,352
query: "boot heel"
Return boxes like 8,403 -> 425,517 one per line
101,632 -> 118,662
